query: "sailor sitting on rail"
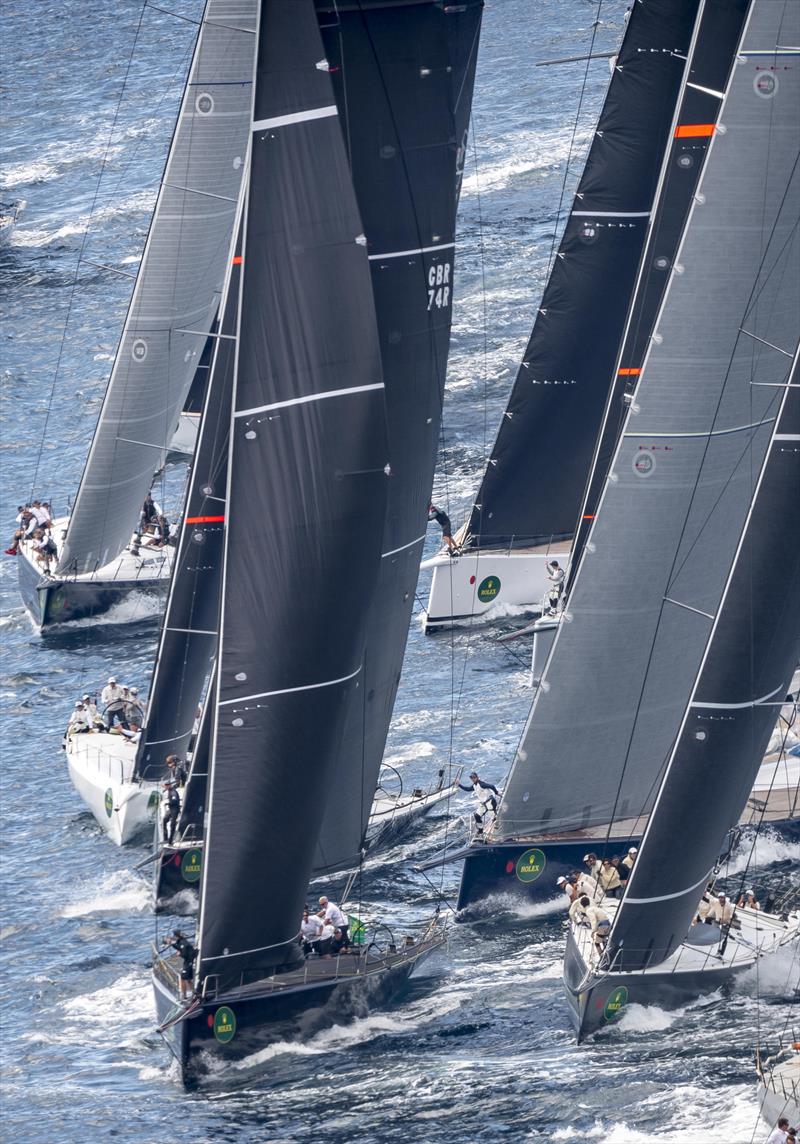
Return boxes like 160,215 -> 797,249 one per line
301,906 -> 324,957
67,701 -> 93,735
455,771 -> 501,837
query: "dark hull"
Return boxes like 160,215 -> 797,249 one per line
562,928 -> 740,1043
456,837 -> 640,914
18,555 -> 167,629
153,939 -> 441,1087
154,844 -> 202,915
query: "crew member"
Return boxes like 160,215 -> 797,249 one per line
703,893 -> 734,926
318,896 -> 349,948
301,906 -> 324,957
545,560 -> 565,615
162,782 -> 181,845
622,847 -> 637,874
455,771 -> 501,837
428,504 -> 458,554
737,889 -> 760,911
67,702 -> 92,735
101,677 -> 128,729
166,754 -> 188,787
166,929 -> 197,1000
597,858 -> 622,899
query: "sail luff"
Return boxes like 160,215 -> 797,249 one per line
567,0 -> 750,593
496,0 -> 799,841
608,348 -> 800,972
466,0 -> 700,552
134,195 -> 246,783
311,0 -> 483,875
57,0 -> 257,576
196,0 -> 389,987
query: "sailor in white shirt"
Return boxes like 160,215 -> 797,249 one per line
67,702 -> 92,734
301,907 -> 324,956
101,677 -> 128,729
766,1117 -> 790,1144
318,896 -> 349,946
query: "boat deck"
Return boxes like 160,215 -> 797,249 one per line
18,516 -> 173,585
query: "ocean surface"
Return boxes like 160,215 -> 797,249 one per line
1,2 -> 797,1141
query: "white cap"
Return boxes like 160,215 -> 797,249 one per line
108,676 -> 117,684
583,854 -> 591,862
82,694 -> 90,701
556,876 -> 567,885
718,892 -> 726,899
74,701 -> 83,708
746,889 -> 754,896
628,847 -> 638,855
129,687 -> 139,695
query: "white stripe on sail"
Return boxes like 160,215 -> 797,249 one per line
253,104 -> 337,131
625,416 -> 775,439
690,683 -> 785,710
218,664 -> 362,706
368,242 -> 455,261
235,382 -> 384,418
571,211 -> 651,218
382,533 -> 427,559
686,82 -> 725,98
624,871 -> 710,905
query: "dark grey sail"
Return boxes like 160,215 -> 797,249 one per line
311,0 -> 483,874
466,0 -> 699,552
177,673 -> 213,841
57,0 -> 257,576
568,0 -> 749,589
196,0 -> 388,986
134,218 -> 243,783
497,0 -> 799,842
610,356 -> 800,972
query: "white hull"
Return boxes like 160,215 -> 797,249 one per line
758,1048 -> 800,1126
422,541 -> 571,630
64,731 -> 159,845
366,779 -> 456,851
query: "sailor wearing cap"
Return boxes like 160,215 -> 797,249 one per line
704,892 -> 734,926
621,847 -> 638,873
100,677 -> 128,729
556,875 -> 576,903
165,754 -> 188,787
737,888 -> 761,911
67,701 -> 92,735
454,770 -> 502,837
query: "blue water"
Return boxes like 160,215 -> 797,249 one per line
1,2 -> 797,1141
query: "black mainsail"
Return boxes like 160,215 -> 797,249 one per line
466,0 -> 698,552
196,0 -> 389,986
57,0 -> 257,576
312,0 -> 483,874
134,220 -> 243,783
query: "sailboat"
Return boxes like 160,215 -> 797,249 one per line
423,0 -> 702,629
757,1035 -> 800,1129
152,0 -> 482,1083
554,0 -> 800,1038
17,0 -> 257,630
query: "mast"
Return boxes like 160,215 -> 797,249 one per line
567,0 -> 749,591
609,355 -> 800,972
57,0 -> 257,576
197,0 -> 389,987
466,0 -> 699,552
134,210 -> 244,783
312,0 -> 483,874
496,0 -> 799,843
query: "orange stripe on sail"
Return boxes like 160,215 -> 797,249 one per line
185,515 -> 225,524
674,123 -> 715,138
618,368 -> 640,376
232,256 -> 243,265
582,514 -> 594,520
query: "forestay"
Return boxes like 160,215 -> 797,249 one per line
497,0 -> 799,840
466,0 -> 699,551
197,0 -> 389,986
312,0 -> 483,875
58,0 -> 257,576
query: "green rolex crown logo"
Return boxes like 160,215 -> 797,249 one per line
213,1006 -> 237,1044
477,576 -> 500,604
181,848 -> 203,884
515,848 -> 546,883
603,986 -> 629,1022
104,789 -> 114,818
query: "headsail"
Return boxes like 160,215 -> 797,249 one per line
497,0 -> 799,841
57,0 -> 257,576
568,0 -> 750,589
197,0 -> 388,986
312,0 -> 483,874
134,215 -> 244,783
466,0 -> 699,551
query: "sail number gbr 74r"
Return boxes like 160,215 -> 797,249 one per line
427,260 -> 452,310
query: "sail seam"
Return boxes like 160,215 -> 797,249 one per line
368,242 -> 455,261
624,416 -> 775,439
218,664 -> 362,706
252,105 -> 337,131
738,327 -> 793,357
165,627 -> 219,635
663,597 -> 714,620
690,684 -> 785,710
686,82 -> 724,98
624,870 -> 710,905
235,383 -> 384,418
381,533 -> 426,559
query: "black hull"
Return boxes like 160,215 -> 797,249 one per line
18,555 -> 168,629
562,928 -> 741,1043
154,844 -> 202,915
153,940 -> 441,1087
456,837 -> 640,914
